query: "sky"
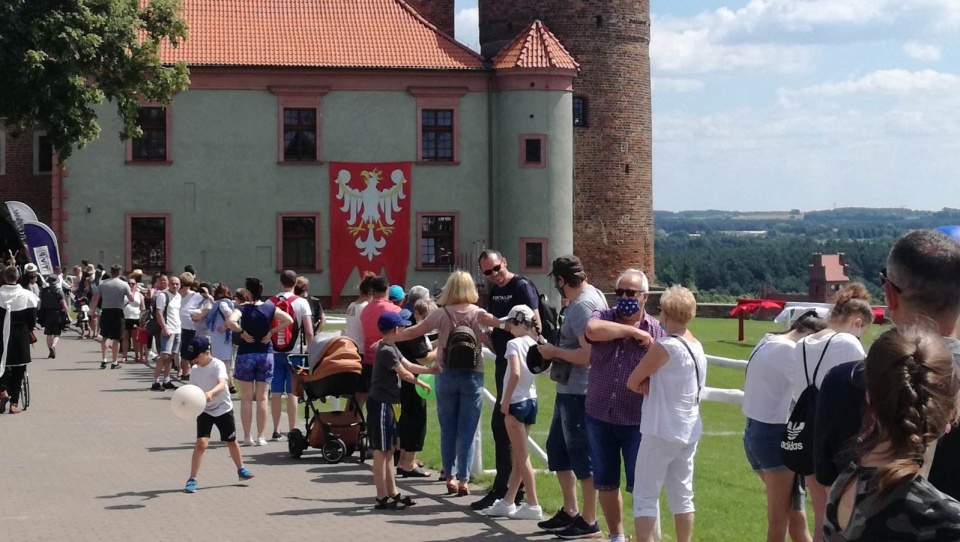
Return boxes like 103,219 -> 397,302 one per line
452,0 -> 960,212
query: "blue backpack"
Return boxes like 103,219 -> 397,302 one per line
206,299 -> 235,342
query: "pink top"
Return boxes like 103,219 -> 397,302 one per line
420,304 -> 486,371
360,298 -> 401,363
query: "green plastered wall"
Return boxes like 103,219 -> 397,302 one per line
492,89 -> 574,296
63,88 -> 492,299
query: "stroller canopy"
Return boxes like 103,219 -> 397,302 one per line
306,333 -> 362,380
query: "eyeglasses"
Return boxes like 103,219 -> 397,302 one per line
482,264 -> 503,276
615,288 -> 642,298
879,268 -> 902,294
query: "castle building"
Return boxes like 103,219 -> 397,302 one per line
5,0 -> 653,301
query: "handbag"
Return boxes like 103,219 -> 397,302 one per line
29,329 -> 38,344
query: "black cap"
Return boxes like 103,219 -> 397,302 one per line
549,255 -> 584,279
526,342 -> 552,375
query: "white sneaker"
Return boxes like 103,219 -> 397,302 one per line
147,351 -> 158,360
509,503 -> 543,520
240,437 -> 255,447
256,437 -> 268,446
481,499 -> 516,518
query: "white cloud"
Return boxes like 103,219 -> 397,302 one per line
903,40 -> 942,61
651,24 -> 814,74
794,69 -> 960,95
454,7 -> 479,52
652,78 -> 706,93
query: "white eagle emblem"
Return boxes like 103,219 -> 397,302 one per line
334,168 -> 408,260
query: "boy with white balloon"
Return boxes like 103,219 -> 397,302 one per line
172,335 -> 254,493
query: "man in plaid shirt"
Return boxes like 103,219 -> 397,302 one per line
584,269 -> 663,542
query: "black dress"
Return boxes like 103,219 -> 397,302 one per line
0,284 -> 40,406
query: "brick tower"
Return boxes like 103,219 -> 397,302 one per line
404,0 -> 456,37
478,1 -> 654,289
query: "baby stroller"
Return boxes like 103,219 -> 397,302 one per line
287,335 -> 368,463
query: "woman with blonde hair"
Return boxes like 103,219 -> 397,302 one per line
394,270 -> 495,496
824,326 -> 960,540
627,286 -> 707,542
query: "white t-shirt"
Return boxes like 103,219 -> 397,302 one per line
190,358 -> 232,417
742,334 -> 798,424
503,335 -> 538,405
179,291 -> 203,331
791,332 -> 865,401
155,290 -> 182,334
123,291 -> 143,320
640,336 -> 707,445
345,300 -> 368,348
273,291 -> 313,331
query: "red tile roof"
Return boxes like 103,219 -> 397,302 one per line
822,254 -> 849,282
159,0 -> 485,70
492,20 -> 579,71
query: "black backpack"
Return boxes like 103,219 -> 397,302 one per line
39,286 -> 61,312
537,293 -> 560,346
443,308 -> 481,370
781,333 -> 837,476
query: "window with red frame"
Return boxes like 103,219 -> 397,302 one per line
130,217 -> 167,273
421,109 -> 454,161
281,216 -> 317,269
131,107 -> 167,161
283,108 -> 318,161
420,215 -> 455,268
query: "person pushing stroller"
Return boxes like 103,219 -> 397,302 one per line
368,312 -> 437,510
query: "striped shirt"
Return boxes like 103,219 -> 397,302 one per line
585,308 -> 663,426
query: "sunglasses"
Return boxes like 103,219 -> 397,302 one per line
879,267 -> 902,294
615,288 -> 642,297
482,264 -> 503,276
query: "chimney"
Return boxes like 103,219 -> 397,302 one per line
406,0 -> 456,38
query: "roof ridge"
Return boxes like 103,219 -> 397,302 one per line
491,19 -> 578,71
392,0 -> 487,64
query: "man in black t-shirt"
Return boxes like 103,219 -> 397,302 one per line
473,249 -> 540,510
815,230 -> 960,498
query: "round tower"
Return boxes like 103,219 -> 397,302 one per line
479,1 -> 654,290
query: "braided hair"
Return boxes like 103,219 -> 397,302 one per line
858,326 -> 960,497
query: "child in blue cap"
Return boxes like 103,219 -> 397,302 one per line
369,311 -> 437,509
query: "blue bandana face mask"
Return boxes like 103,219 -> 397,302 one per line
616,297 -> 640,317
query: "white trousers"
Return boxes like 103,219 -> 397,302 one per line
632,434 -> 698,518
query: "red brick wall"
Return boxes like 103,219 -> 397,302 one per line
406,0 -> 456,38
479,1 -> 654,290
1,127 -> 53,224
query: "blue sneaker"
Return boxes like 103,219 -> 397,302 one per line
184,478 -> 197,493
238,467 -> 254,481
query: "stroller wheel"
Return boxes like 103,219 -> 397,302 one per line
288,429 -> 305,459
321,439 -> 347,463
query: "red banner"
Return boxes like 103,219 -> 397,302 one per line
329,162 -> 411,305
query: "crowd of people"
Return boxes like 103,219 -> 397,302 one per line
4,228 -> 960,541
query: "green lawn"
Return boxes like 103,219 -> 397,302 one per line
311,316 -> 884,541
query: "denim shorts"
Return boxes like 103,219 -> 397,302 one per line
545,393 -> 593,480
271,352 -> 292,394
585,415 -> 642,492
160,333 -> 181,355
743,418 -> 788,473
508,399 -> 538,425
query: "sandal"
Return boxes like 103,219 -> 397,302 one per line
398,467 -> 432,478
457,481 -> 470,496
445,477 -> 457,495
393,493 -> 416,507
374,495 -> 406,510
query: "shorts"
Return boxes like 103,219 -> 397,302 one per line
367,398 -> 398,452
160,333 -> 181,355
125,318 -> 139,331
744,418 -> 788,473
180,329 -> 197,358
235,352 -> 274,383
508,398 -> 538,425
196,410 -> 237,442
585,415 -> 642,492
43,312 -> 64,336
271,352 -> 298,394
100,308 -> 124,341
632,434 -> 698,518
359,363 -> 373,393
545,393 -> 593,480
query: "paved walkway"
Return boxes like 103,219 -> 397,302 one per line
1,332 -> 543,541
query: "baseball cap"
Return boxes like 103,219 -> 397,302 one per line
388,285 -> 405,302
548,255 -> 584,279
182,335 -> 211,362
378,311 -> 412,332
398,308 -> 414,322
526,342 -> 552,375
500,305 -> 535,325
46,275 -> 58,285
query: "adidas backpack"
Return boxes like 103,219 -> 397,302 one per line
780,333 -> 837,476
443,307 -> 481,370
270,294 -> 300,353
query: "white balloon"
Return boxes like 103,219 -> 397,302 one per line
171,384 -> 207,420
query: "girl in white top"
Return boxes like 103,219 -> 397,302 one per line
627,286 -> 706,542
790,283 -> 874,542
742,311 -> 827,542
122,279 -> 144,362
345,273 -> 375,354
481,304 -> 543,520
